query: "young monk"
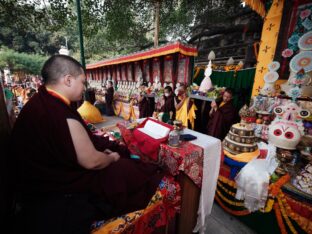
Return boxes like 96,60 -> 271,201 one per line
10,55 -> 164,234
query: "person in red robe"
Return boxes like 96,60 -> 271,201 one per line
104,81 -> 114,116
160,86 -> 176,121
138,82 -> 149,118
9,55 -> 163,234
207,88 -> 238,140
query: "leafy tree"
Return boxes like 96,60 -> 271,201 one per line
0,48 -> 47,75
0,0 -> 244,62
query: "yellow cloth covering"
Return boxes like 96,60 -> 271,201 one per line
244,0 -> 266,18
251,0 -> 285,96
219,101 -> 226,108
224,149 -> 260,163
175,97 -> 197,129
78,101 -> 105,124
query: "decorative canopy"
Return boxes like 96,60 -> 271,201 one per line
86,42 -> 198,70
244,0 -> 266,18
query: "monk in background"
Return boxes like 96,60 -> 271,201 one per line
175,84 -> 197,129
104,80 -> 114,116
160,86 -> 176,121
9,55 -> 164,234
207,88 -> 238,140
138,82 -> 150,118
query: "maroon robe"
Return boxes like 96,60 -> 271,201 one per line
138,94 -> 149,118
207,101 -> 238,140
105,87 -> 114,116
10,86 -> 163,217
161,94 -> 176,120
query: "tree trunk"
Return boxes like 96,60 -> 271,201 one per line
154,0 -> 160,47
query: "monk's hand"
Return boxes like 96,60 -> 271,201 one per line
104,149 -> 113,154
108,152 -> 120,162
211,101 -> 217,109
118,141 -> 126,146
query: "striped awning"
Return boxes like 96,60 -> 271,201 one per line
86,42 -> 197,70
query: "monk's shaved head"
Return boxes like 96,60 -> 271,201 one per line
41,55 -> 84,85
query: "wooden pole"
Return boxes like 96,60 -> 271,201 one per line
76,0 -> 85,69
154,0 -> 160,47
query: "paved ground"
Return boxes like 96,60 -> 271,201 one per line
95,116 -> 256,234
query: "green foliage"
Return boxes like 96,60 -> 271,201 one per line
0,0 -> 243,62
0,48 -> 47,75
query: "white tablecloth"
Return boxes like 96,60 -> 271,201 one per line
183,129 -> 221,234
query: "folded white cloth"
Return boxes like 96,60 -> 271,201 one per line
183,129 -> 221,234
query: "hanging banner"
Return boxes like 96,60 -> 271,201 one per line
121,65 -> 127,80
127,64 -> 133,81
177,55 -> 188,84
116,66 -> 121,81
164,56 -> 173,83
153,58 -> 160,82
112,66 -> 117,82
103,68 -> 107,81
135,62 -> 142,82
244,0 -> 266,18
251,0 -> 285,96
143,60 -> 151,82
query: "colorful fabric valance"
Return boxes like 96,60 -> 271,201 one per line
86,42 -> 197,69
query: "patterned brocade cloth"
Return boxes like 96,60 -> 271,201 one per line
117,121 -> 222,234
159,142 -> 203,187
91,176 -> 181,234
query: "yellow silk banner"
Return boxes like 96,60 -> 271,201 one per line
251,0 -> 285,96
244,0 -> 266,18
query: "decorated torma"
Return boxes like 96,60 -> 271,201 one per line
268,102 -> 310,150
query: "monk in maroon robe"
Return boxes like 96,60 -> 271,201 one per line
207,88 -> 238,140
161,86 -> 176,120
104,81 -> 114,116
10,55 -> 163,234
138,83 -> 150,118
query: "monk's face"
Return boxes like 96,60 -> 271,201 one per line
70,72 -> 86,101
222,91 -> 232,103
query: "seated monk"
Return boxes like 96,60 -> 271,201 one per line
9,55 -> 164,234
207,88 -> 238,140
175,84 -> 197,129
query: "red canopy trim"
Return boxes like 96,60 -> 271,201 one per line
244,0 -> 266,18
86,42 -> 197,70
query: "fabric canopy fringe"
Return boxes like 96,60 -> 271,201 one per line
244,0 -> 266,18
